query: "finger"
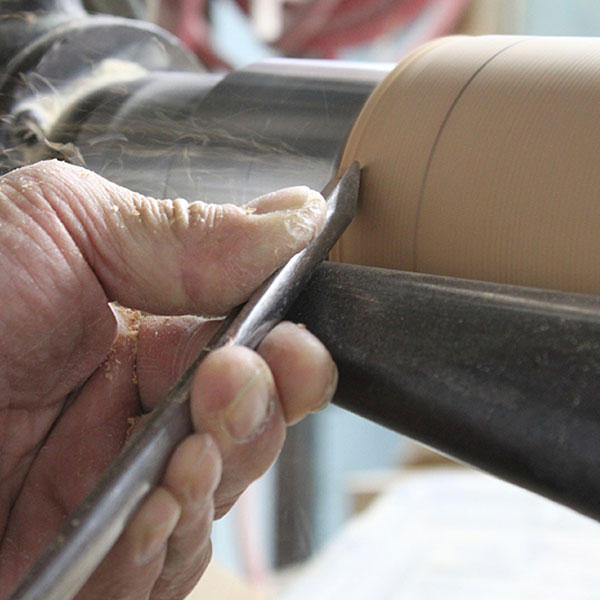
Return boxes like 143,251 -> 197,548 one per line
4,160 -> 326,315
257,321 -> 338,425
151,434 -> 222,600
136,318 -> 337,520
189,345 -> 286,517
75,487 -> 180,600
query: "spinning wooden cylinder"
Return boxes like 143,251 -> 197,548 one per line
334,35 -> 600,295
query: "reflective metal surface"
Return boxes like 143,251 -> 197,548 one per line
0,14 -> 201,172
70,59 -> 389,202
1,17 -> 389,204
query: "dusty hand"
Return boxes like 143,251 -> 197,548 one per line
0,160 -> 336,599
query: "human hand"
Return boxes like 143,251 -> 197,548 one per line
0,160 -> 337,599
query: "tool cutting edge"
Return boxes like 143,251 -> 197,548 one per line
8,162 -> 360,600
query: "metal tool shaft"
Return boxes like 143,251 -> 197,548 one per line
8,163 -> 359,600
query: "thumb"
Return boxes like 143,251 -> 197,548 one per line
7,160 -> 326,315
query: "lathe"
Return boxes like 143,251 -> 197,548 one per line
2,1 -> 600,592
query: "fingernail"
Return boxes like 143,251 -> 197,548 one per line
244,186 -> 316,214
136,502 -> 181,565
185,437 -> 221,504
224,370 -> 272,442
312,361 -> 338,414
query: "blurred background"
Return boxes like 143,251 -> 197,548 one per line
69,1 -> 600,598
82,1 -> 600,68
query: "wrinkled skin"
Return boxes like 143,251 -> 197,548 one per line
0,161 -> 337,599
